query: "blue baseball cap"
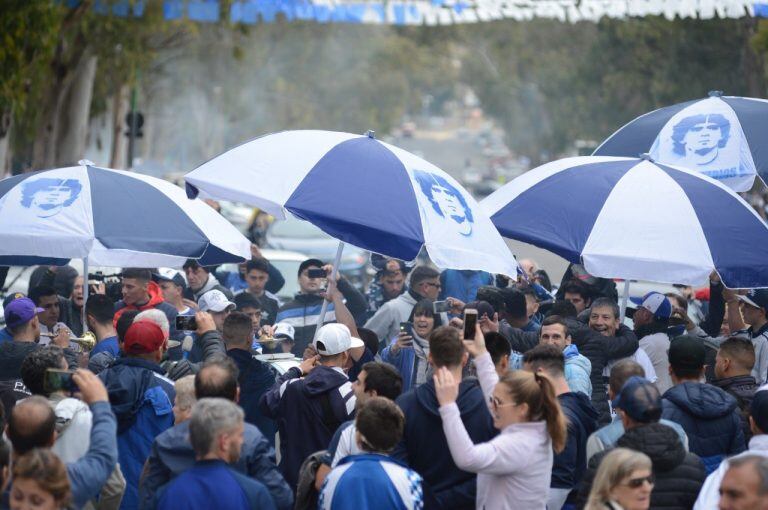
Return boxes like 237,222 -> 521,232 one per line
611,376 -> 662,423
738,289 -> 768,314
630,291 -> 672,320
4,297 -> 44,329
750,389 -> 768,433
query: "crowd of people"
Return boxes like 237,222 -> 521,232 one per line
0,249 -> 766,510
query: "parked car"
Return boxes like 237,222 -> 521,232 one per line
265,215 -> 369,290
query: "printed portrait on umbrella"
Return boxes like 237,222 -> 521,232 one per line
671,113 -> 730,167
413,169 -> 474,237
20,178 -> 83,218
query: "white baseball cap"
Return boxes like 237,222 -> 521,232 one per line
273,322 -> 295,342
312,323 -> 364,356
198,290 -> 236,313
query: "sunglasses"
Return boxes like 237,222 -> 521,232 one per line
624,475 -> 655,489
489,395 -> 517,410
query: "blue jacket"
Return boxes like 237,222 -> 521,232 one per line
319,454 -> 423,510
439,269 -> 493,304
563,345 -> 592,397
0,328 -> 11,344
662,382 -> 746,473
157,459 -> 276,510
259,365 -> 355,489
553,392 -> 599,493
392,378 -> 496,510
67,401 -> 119,509
227,348 -> 278,445
140,420 -> 292,510
99,357 -> 176,510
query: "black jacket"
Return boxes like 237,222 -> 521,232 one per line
712,374 -> 758,444
553,392 -> 599,496
503,319 -> 639,424
662,382 -> 745,473
576,423 -> 706,510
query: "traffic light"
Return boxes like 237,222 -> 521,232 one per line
125,111 -> 144,138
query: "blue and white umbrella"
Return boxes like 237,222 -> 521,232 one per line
480,156 -> 768,288
185,130 -> 518,277
0,163 -> 251,268
593,91 -> 766,192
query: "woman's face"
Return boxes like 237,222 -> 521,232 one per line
610,469 -> 653,510
489,383 -> 527,430
413,312 -> 435,338
10,478 -> 59,510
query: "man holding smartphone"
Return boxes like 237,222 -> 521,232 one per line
275,259 -> 366,357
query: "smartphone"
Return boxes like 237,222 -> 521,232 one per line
44,369 -> 78,394
399,322 -> 414,342
463,308 -> 478,340
175,315 -> 197,331
433,300 -> 452,314
307,268 -> 328,279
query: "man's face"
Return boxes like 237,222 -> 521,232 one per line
122,278 -> 148,306
298,266 -> 323,294
184,267 -> 208,292
714,350 -> 728,380
173,396 -> 191,425
564,292 -> 588,314
718,464 -> 768,510
222,423 -> 245,464
740,302 -> 765,327
211,309 -> 231,332
245,269 -> 268,296
589,306 -> 620,337
37,295 -> 60,327
158,281 -> 182,303
352,370 -> 371,408
416,278 -> 441,301
685,120 -> 721,154
32,185 -> 73,209
380,272 -> 405,300
540,324 -> 570,351
633,307 -> 653,328
72,276 -> 84,308
431,184 -> 464,221
241,306 -> 262,334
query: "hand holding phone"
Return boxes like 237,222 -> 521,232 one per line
44,369 -> 79,395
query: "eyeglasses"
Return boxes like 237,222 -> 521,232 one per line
489,395 -> 517,410
623,475 -> 655,489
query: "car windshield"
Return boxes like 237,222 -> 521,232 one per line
270,218 -> 330,239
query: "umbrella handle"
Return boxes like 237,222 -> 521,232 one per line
313,241 -> 345,342
619,279 -> 630,321
82,257 -> 89,334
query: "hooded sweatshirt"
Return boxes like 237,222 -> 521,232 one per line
114,281 -> 179,338
392,376 -> 497,510
99,357 -> 175,510
563,344 -> 592,397
259,365 -> 355,489
552,391 -> 599,496
662,382 -> 746,473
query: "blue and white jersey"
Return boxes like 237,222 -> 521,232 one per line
319,453 -> 423,510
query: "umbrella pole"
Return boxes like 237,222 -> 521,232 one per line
82,257 -> 89,334
619,279 -> 630,321
313,241 -> 345,342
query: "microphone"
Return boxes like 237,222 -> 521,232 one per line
182,335 -> 194,360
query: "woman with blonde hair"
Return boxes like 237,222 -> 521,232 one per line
10,448 -> 71,510
434,326 -> 567,510
586,448 -> 654,510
